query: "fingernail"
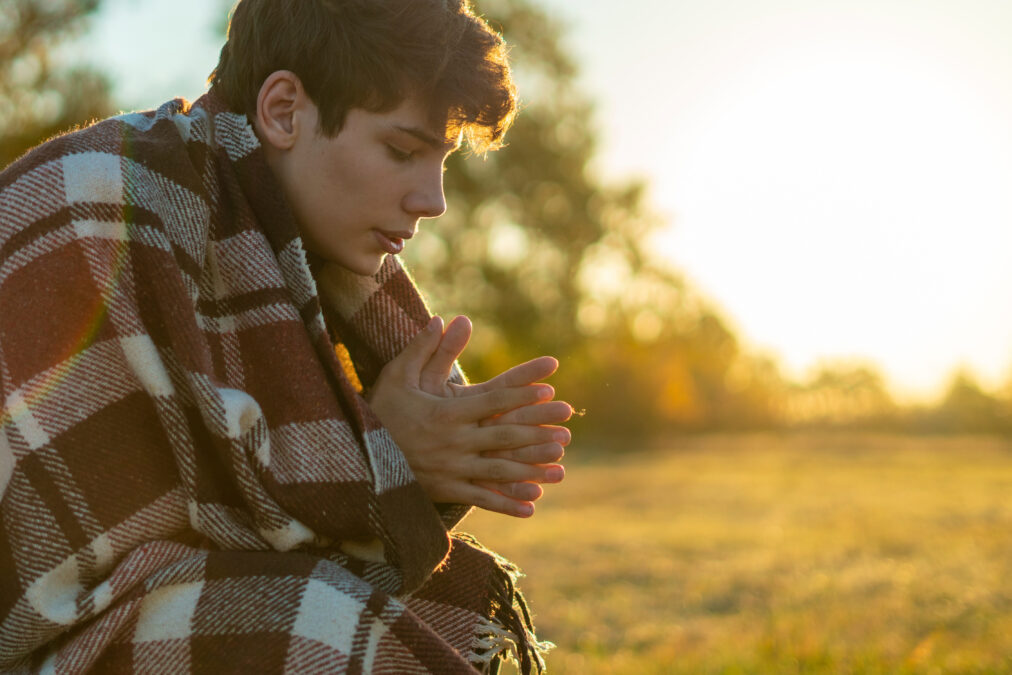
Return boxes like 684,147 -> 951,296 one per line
546,466 -> 565,482
427,316 -> 441,332
553,428 -> 571,444
537,386 -> 554,401
518,503 -> 534,517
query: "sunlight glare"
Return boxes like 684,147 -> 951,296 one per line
639,11 -> 1012,398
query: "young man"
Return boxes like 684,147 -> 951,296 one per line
0,0 -> 570,672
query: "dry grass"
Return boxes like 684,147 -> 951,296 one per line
462,433 -> 1012,674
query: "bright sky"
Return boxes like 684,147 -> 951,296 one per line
82,0 -> 1012,400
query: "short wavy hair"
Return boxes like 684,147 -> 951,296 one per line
209,0 -> 517,152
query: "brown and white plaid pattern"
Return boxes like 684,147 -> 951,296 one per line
0,92 -> 548,673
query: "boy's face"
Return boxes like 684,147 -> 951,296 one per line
272,95 -> 456,275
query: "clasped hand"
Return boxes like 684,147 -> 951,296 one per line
367,315 -> 571,518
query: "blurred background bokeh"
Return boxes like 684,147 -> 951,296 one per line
4,0 -> 1011,671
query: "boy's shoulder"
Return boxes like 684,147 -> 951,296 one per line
0,96 -> 260,250
0,98 -> 221,196
0,96 -> 245,271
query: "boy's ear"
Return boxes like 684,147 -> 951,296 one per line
255,70 -> 303,151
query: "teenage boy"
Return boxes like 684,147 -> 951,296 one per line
0,0 -> 569,672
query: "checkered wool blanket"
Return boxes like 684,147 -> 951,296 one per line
0,92 -> 549,673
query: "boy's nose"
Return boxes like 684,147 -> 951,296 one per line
403,169 -> 447,219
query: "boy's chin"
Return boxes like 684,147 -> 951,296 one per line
307,244 -> 386,277
340,254 -> 387,277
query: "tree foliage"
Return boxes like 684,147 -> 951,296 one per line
786,362 -> 899,429
0,0 -> 114,168
924,371 -> 1010,434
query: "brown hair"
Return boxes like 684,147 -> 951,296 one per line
209,0 -> 517,152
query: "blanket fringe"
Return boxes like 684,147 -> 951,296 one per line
456,534 -> 554,674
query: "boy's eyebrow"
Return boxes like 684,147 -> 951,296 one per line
393,125 -> 460,152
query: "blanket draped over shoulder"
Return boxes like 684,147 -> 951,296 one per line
0,92 -> 549,673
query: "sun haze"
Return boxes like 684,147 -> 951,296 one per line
541,0 -> 1012,400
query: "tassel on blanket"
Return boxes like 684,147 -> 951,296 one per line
456,533 -> 554,674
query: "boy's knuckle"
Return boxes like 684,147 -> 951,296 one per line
488,388 -> 507,410
488,461 -> 506,481
494,426 -> 514,447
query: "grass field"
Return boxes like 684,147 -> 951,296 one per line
463,433 -> 1012,674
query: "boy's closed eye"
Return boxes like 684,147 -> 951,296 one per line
386,144 -> 414,162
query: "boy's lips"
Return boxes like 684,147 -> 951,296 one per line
373,228 -> 414,255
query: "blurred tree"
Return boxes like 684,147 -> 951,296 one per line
0,0 -> 115,168
562,311 -> 786,436
1000,373 -> 1012,427
929,370 -> 1009,434
714,352 -> 787,430
787,362 -> 898,429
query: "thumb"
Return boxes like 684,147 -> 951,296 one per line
420,315 -> 472,394
389,315 -> 444,384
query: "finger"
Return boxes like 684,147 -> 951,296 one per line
459,356 -> 559,396
392,316 -> 443,383
474,480 -> 544,502
419,315 -> 471,395
481,442 -> 566,464
480,401 -> 574,427
450,483 -> 536,518
471,423 -> 570,452
470,457 -> 565,484
451,384 -> 554,422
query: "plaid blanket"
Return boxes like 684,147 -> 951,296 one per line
0,92 -> 548,673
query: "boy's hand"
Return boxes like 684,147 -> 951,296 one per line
366,316 -> 571,518
416,315 -> 571,499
